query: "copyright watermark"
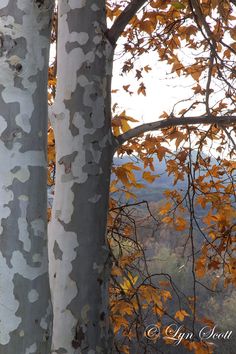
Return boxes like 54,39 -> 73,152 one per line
144,324 -> 161,341
144,324 -> 233,345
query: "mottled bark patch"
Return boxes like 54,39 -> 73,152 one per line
53,240 -> 63,260
0,1 -> 53,351
58,151 -> 78,174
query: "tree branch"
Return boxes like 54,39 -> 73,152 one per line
107,0 -> 148,46
222,127 -> 236,150
116,115 -> 236,146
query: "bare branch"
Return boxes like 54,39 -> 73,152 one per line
205,52 -> 214,115
222,127 -> 236,150
107,0 -> 147,46
116,115 -> 236,145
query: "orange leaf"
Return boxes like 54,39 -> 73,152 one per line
175,310 -> 189,321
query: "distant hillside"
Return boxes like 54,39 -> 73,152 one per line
112,150 -> 212,202
112,154 -> 186,202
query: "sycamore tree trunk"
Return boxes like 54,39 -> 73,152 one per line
49,1 -> 114,353
0,1 -> 53,353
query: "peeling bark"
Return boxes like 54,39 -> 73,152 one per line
49,1 -> 114,353
0,1 -> 53,353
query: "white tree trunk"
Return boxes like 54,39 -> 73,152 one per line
0,1 -> 53,353
49,1 -> 114,353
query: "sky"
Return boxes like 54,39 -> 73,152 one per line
112,48 -> 195,125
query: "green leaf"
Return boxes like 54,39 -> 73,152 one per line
172,2 -> 186,10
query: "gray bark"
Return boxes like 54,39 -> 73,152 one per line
49,1 -> 114,353
0,1 -> 53,353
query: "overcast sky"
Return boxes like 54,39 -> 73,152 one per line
112,49 -> 195,125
